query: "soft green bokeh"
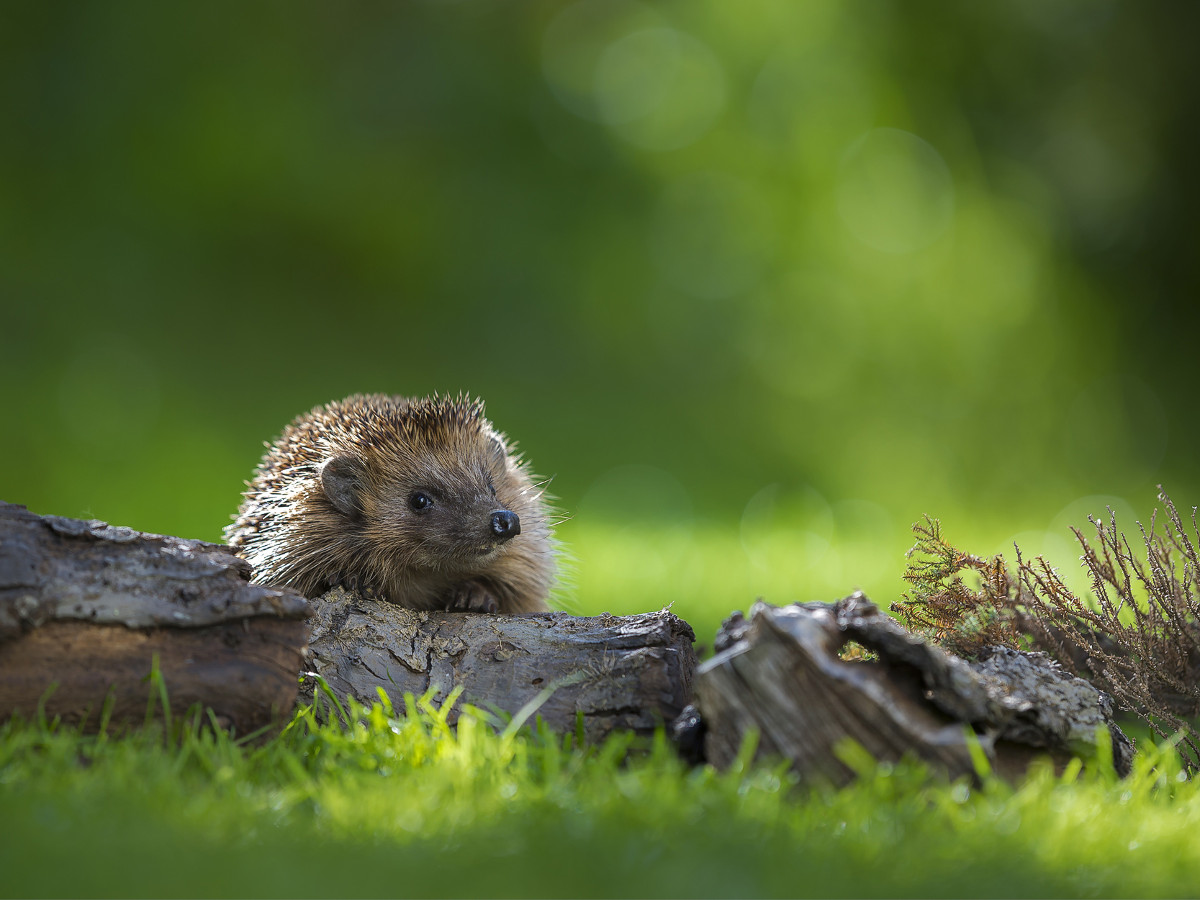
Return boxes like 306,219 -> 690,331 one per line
3,0 -> 1198,642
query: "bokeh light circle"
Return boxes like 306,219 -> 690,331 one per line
541,0 -> 666,122
836,127 -> 955,253
595,28 -> 726,151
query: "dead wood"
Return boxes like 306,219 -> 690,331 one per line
0,502 -> 309,733
306,587 -> 696,742
691,593 -> 1133,784
2,499 -> 1134,775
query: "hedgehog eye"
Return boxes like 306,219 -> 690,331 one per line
409,491 -> 434,513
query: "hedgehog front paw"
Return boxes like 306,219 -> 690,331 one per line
446,581 -> 499,614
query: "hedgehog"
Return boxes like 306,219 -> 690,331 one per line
225,393 -> 557,613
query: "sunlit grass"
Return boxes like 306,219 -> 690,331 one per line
565,518 -> 907,649
2,691 -> 1200,899
563,510 -> 1099,650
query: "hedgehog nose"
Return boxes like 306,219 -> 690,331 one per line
490,509 -> 521,541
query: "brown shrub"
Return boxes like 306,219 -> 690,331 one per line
892,488 -> 1200,770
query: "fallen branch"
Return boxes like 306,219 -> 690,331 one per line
306,587 -> 697,742
689,593 -> 1132,783
0,503 -> 310,733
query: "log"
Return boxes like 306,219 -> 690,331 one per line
5,497 -> 1128,776
305,587 -> 697,742
689,593 -> 1133,783
0,502 -> 310,733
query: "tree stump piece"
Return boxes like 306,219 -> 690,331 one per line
693,593 -> 1133,783
0,503 -> 310,733
306,587 -> 696,742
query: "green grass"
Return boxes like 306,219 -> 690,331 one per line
2,687 -> 1200,899
563,513 -> 1076,651
564,517 -> 915,649
5,521 -> 1198,898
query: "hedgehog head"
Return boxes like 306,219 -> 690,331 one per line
318,394 -> 529,570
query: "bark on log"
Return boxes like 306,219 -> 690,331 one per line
306,587 -> 696,742
691,593 -> 1133,783
0,502 -> 310,733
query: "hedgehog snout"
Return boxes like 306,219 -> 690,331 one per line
490,509 -> 521,541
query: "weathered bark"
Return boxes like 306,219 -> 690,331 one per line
691,593 -> 1133,783
306,587 -> 696,742
0,503 -> 310,733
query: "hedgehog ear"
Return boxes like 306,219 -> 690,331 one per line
320,455 -> 363,517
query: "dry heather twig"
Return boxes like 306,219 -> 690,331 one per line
892,487 -> 1200,771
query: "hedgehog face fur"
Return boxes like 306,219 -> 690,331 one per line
225,394 -> 557,613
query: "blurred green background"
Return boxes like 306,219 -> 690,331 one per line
3,0 -> 1197,643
